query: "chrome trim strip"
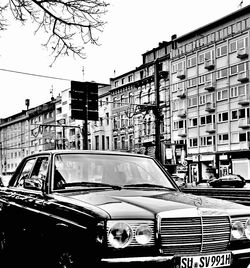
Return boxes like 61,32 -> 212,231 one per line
7,201 -> 87,230
101,248 -> 250,264
101,256 -> 173,263
232,248 -> 250,255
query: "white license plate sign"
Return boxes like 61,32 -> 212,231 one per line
180,252 -> 231,268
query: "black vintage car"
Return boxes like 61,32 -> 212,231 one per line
0,150 -> 250,268
208,174 -> 246,188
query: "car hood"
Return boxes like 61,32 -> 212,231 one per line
52,188 -> 250,219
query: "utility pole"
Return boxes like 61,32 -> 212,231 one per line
154,58 -> 162,163
82,94 -> 88,150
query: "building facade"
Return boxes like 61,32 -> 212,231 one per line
0,100 -> 57,175
110,6 -> 250,182
1,6 -> 250,183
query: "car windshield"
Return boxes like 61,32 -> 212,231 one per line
52,153 -> 175,191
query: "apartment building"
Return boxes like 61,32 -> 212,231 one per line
55,89 -> 83,150
89,85 -> 112,150
0,99 -> 56,175
110,5 -> 250,183
110,47 -> 170,157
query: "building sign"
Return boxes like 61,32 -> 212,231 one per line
165,148 -> 172,159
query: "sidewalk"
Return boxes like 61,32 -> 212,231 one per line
184,182 -> 250,189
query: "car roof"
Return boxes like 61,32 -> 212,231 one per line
219,174 -> 240,179
25,150 -> 154,159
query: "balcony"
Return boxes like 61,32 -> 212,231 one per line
159,70 -> 169,78
238,95 -> 250,106
238,118 -> 250,129
237,71 -> 249,83
237,47 -> 248,59
204,59 -> 215,70
177,88 -> 186,98
178,109 -> 186,118
206,123 -> 216,133
178,128 -> 187,137
205,102 -> 215,112
177,69 -> 185,79
204,81 -> 215,91
239,141 -> 250,150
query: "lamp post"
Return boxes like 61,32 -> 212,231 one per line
154,58 -> 162,163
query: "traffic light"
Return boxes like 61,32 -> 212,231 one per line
85,82 -> 98,121
70,81 -> 99,121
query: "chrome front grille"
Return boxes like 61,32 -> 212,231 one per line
160,216 -> 231,255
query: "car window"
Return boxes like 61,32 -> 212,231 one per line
52,153 -> 174,190
15,158 -> 36,188
15,157 -> 49,190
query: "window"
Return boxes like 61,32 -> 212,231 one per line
95,136 -> 99,150
199,93 -> 214,105
106,137 -> 110,150
218,134 -> 229,144
218,112 -> 228,122
239,132 -> 247,142
200,115 -> 213,125
102,135 -> 105,150
187,77 -> 197,88
113,138 -> 118,150
217,89 -> 228,101
189,118 -> 198,127
198,50 -> 214,64
106,113 -> 109,125
229,37 -> 248,53
217,68 -> 228,79
189,138 -> 198,147
187,56 -> 196,68
216,45 -> 227,57
230,86 -> 238,98
231,110 -> 238,120
200,136 -> 214,146
188,96 -> 198,107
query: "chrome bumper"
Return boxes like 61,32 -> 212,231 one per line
101,248 -> 250,264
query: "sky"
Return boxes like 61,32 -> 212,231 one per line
0,0 -> 249,118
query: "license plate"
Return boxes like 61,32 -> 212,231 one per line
179,252 -> 231,268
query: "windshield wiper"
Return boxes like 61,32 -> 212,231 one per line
123,183 -> 175,190
61,182 -> 122,190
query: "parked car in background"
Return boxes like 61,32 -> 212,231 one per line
0,174 -> 12,187
208,174 -> 246,188
171,173 -> 186,187
0,150 -> 250,267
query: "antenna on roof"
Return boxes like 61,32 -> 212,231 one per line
238,0 -> 243,8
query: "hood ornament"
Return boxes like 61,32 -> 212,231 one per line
194,197 -> 202,208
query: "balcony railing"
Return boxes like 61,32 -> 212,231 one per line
177,88 -> 186,98
205,102 -> 215,112
237,47 -> 248,59
238,118 -> 250,129
177,70 -> 185,79
206,123 -> 216,133
178,109 -> 186,118
178,128 -> 187,137
204,81 -> 215,91
238,95 -> 250,106
204,59 -> 215,70
237,71 -> 249,83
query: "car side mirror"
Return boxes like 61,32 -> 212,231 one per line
24,177 -> 44,191
0,177 -> 4,187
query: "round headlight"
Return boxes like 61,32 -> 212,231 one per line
108,222 -> 133,248
135,224 -> 152,245
245,218 -> 250,240
231,221 -> 244,239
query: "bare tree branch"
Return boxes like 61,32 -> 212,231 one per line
0,0 -> 109,64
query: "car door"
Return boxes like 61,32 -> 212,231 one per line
0,155 -> 51,263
